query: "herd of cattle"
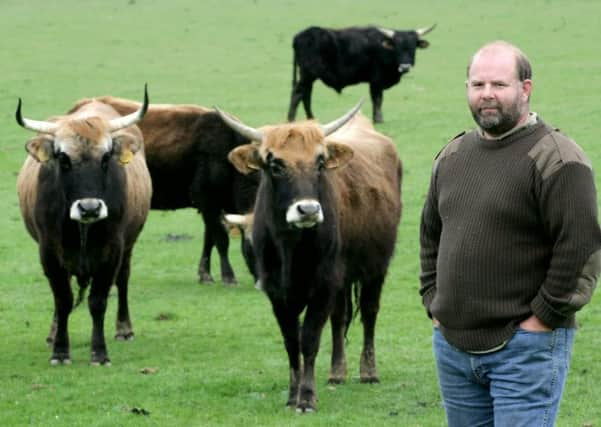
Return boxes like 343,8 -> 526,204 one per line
14,24 -> 433,412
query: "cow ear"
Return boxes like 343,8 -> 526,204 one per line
112,133 -> 142,165
417,39 -> 430,49
325,142 -> 354,169
25,135 -> 54,163
381,39 -> 395,50
228,144 -> 263,175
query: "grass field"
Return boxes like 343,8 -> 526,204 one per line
1,1 -> 600,425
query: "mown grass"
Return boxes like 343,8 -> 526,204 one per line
1,1 -> 600,426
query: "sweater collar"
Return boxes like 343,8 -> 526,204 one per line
475,113 -> 545,149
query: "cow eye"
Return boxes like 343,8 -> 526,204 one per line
268,159 -> 285,177
317,155 -> 326,171
101,152 -> 111,170
57,152 -> 71,171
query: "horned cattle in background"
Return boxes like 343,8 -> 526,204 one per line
16,87 -> 152,365
288,24 -> 435,123
217,104 -> 402,412
68,97 -> 260,285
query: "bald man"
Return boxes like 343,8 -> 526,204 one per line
419,41 -> 601,425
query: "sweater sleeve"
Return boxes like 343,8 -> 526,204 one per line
419,163 -> 442,318
531,161 -> 601,328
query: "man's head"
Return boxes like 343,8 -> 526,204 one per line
466,41 -> 533,138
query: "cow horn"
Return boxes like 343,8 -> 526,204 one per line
377,27 -> 395,39
108,84 -> 149,132
321,99 -> 364,137
416,24 -> 436,37
15,98 -> 59,134
213,106 -> 264,143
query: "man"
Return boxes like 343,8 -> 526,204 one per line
419,40 -> 601,425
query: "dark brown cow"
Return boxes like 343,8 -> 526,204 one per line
217,107 -> 402,412
68,97 -> 259,285
16,88 -> 152,365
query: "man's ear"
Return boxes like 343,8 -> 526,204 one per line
325,142 -> 354,169
228,144 -> 263,174
112,133 -> 142,165
25,135 -> 54,162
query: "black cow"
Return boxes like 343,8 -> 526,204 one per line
68,97 -> 260,285
217,106 -> 402,412
287,24 -> 435,123
16,88 -> 152,365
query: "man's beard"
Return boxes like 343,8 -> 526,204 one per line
470,102 -> 523,136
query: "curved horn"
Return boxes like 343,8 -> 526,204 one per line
377,27 -> 395,39
416,23 -> 436,37
321,99 -> 364,137
15,98 -> 59,134
108,83 -> 149,132
213,106 -> 264,143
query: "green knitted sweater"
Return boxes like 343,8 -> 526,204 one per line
420,118 -> 601,352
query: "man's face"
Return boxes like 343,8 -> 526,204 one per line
466,48 -> 532,137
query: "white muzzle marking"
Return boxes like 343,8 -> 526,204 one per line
286,199 -> 323,228
70,198 -> 108,224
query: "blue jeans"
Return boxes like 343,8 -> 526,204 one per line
433,327 -> 575,427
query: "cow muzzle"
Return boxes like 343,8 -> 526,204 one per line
398,63 -> 412,73
286,199 -> 324,228
70,198 -> 108,224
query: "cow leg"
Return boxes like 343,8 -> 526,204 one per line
369,84 -> 384,123
287,85 -> 303,122
200,210 -> 237,285
359,275 -> 385,383
115,248 -> 134,341
47,310 -> 58,345
89,267 -> 116,366
42,251 -> 73,365
272,301 -> 302,408
328,286 -> 349,384
301,79 -> 315,120
288,76 -> 316,121
297,291 -> 334,413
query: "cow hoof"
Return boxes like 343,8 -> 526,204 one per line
91,352 -> 111,366
50,356 -> 72,366
296,403 -> 316,413
327,376 -> 345,385
360,376 -> 380,384
115,332 -> 135,341
198,273 -> 215,284
222,277 -> 238,287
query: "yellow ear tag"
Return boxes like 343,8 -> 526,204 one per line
119,150 -> 133,165
36,148 -> 50,162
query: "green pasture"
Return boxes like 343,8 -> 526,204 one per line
1,0 -> 600,425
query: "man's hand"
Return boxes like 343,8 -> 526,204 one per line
432,317 -> 440,327
519,315 -> 552,332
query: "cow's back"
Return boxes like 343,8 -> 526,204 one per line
328,113 -> 402,265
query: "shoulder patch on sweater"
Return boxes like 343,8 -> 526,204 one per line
528,130 -> 592,180
435,131 -> 466,160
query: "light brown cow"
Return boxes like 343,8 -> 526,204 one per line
16,88 -> 152,365
218,106 -> 402,412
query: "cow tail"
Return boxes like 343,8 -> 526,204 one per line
292,50 -> 298,88
73,276 -> 90,309
344,282 -> 361,340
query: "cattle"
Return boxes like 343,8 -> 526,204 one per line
287,24 -> 435,123
16,87 -> 152,365
67,97 -> 260,285
217,106 -> 402,412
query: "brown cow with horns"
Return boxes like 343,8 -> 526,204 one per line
217,104 -> 402,412
16,87 -> 152,365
